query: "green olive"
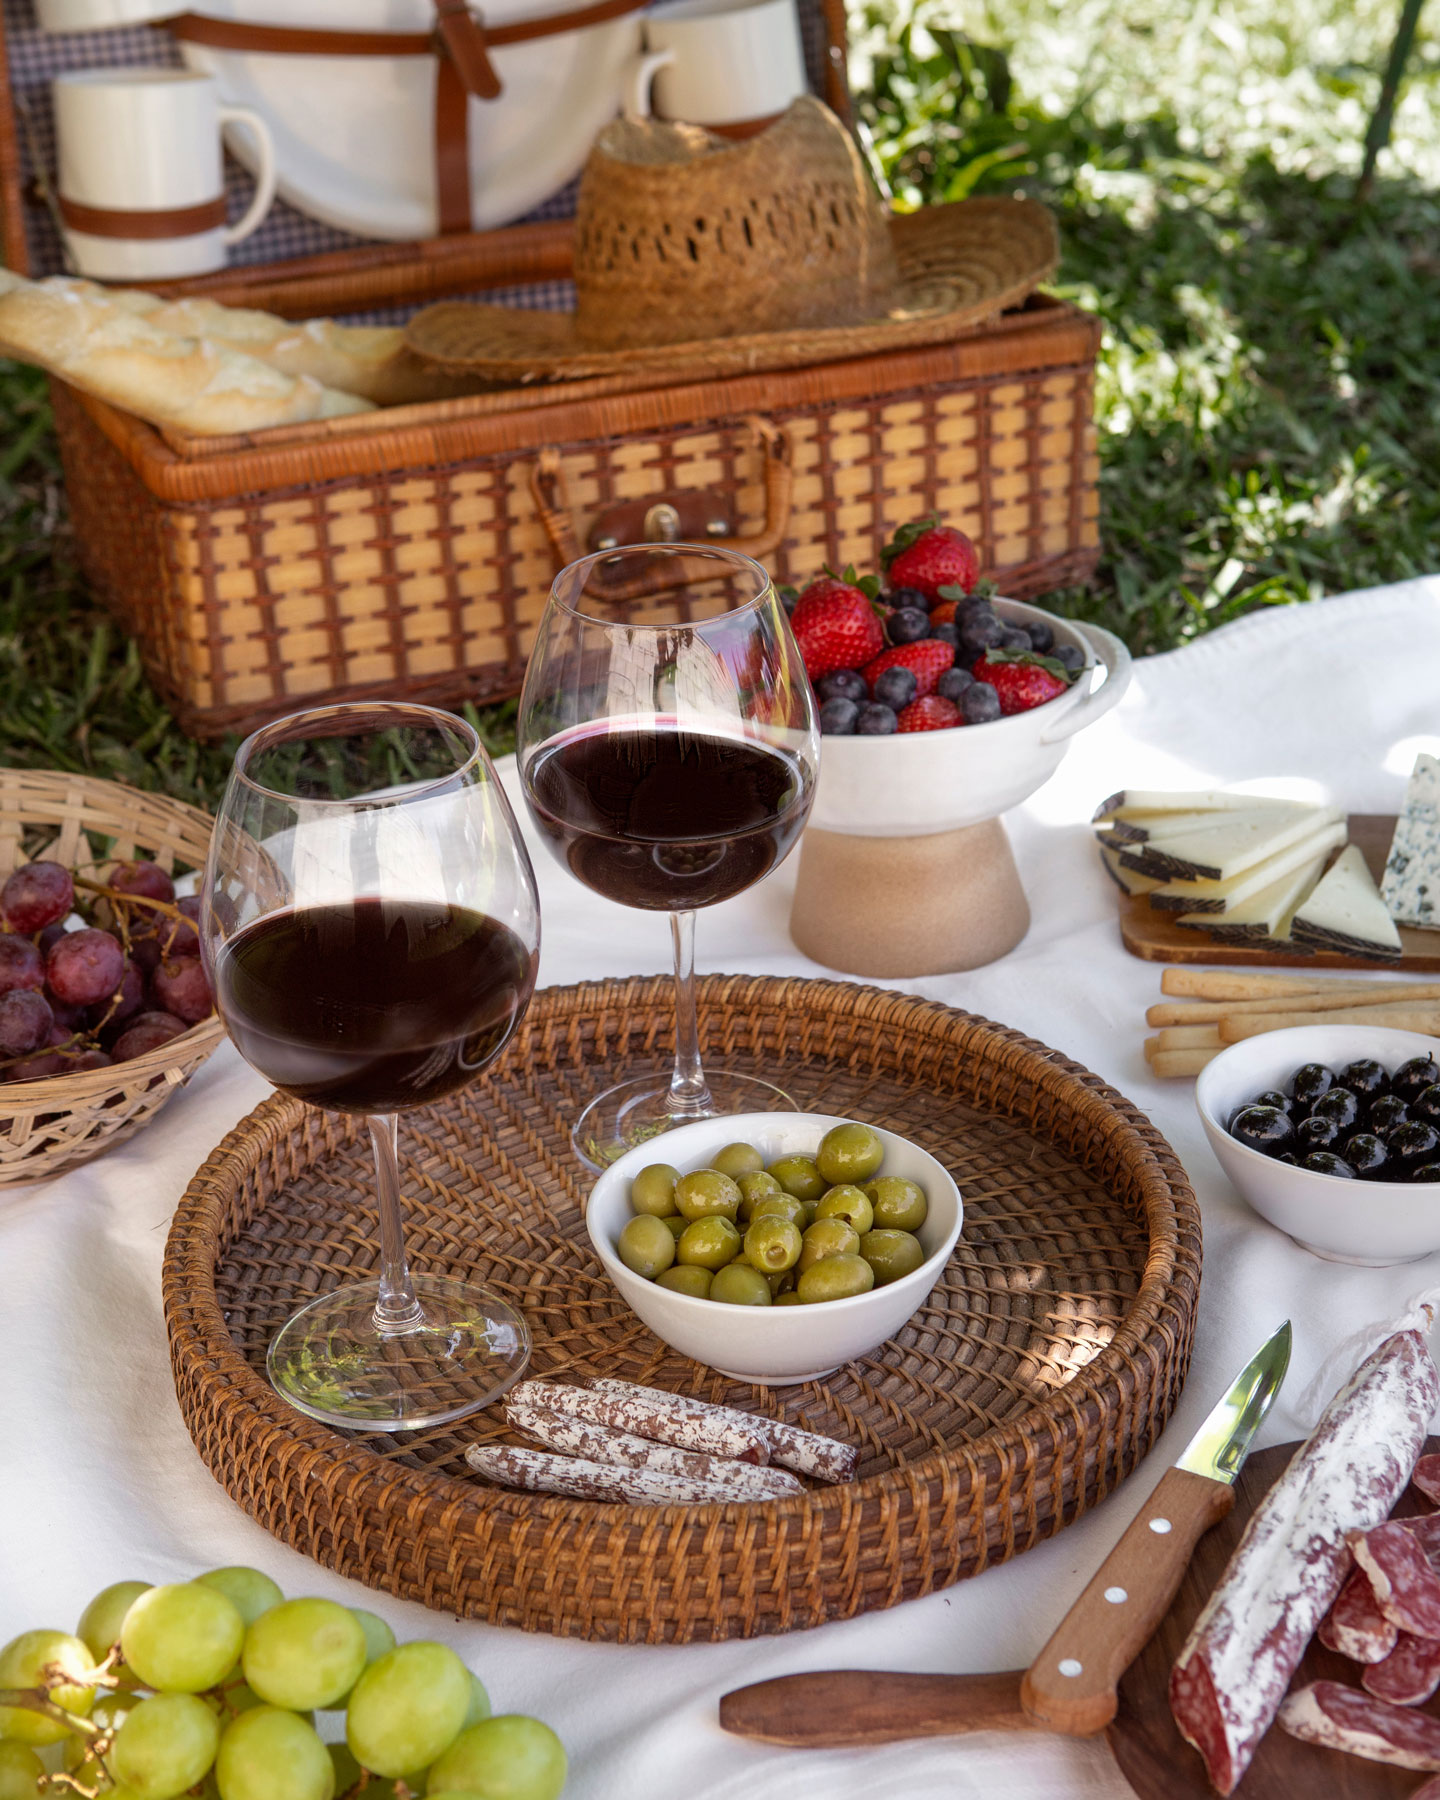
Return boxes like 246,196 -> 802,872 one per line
674,1168 -> 742,1222
797,1217 -> 860,1272
865,1176 -> 929,1232
676,1215 -> 742,1270
657,1265 -> 712,1298
815,1121 -> 885,1186
744,1215 -> 803,1273
860,1228 -> 926,1286
766,1154 -> 827,1204
749,1192 -> 806,1227
774,1290 -> 804,1306
766,1269 -> 796,1297
659,1214 -> 688,1240
797,1253 -> 876,1304
710,1141 -> 764,1180
814,1184 -> 874,1234
617,1214 -> 677,1279
736,1170 -> 784,1221
629,1162 -> 681,1217
709,1263 -> 772,1306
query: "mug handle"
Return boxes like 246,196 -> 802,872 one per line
625,48 -> 676,120
218,104 -> 277,246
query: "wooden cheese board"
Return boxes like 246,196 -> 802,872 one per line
1110,1435 -> 1440,1799
1120,814 -> 1440,972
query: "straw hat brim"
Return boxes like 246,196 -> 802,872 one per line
405,198 -> 1059,384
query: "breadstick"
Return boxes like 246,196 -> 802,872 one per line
508,1379 -> 770,1463
1146,1045 -> 1221,1077
1160,969 -> 1381,1000
504,1400 -> 805,1498
1150,1023 -> 1223,1051
466,1444 -> 767,1506
1148,984 -> 1440,1026
1218,1006 -> 1440,1043
587,1378 -> 858,1483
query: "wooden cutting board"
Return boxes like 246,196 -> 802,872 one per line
1109,1435 -> 1440,1798
1119,815 -> 1440,971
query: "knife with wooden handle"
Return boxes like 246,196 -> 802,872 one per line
719,1320 -> 1292,1746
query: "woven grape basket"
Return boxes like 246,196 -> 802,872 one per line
165,974 -> 1201,1643
0,770 -> 223,1186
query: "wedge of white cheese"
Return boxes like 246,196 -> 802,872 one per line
1100,804 -> 1315,847
1093,789 -> 1300,824
1118,805 -> 1343,882
1381,753 -> 1440,933
1148,820 -> 1348,913
1290,844 -> 1403,962
1098,844 -> 1165,897
1175,852 -> 1327,945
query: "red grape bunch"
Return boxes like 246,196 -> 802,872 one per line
0,855 -> 214,1083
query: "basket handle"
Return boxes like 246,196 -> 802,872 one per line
529,416 -> 794,600
1039,621 -> 1133,744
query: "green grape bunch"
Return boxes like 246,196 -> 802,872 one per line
0,1570 -> 566,1800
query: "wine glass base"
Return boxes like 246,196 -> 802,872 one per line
266,1275 -> 530,1432
573,1070 -> 798,1172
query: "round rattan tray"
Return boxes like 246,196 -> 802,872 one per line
164,974 -> 1201,1644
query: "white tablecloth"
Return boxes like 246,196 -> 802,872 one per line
6,580 -> 1440,1799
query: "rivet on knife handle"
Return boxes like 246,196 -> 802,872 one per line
1018,1465 -> 1236,1736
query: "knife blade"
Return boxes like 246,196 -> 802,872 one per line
718,1320 -> 1292,1746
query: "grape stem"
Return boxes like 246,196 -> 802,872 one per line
0,1029 -> 89,1075
0,1685 -> 101,1738
71,876 -> 189,925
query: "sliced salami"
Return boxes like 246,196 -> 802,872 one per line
1319,1567 -> 1399,1665
466,1444 -> 770,1506
508,1380 -> 771,1464
1278,1680 -> 1440,1770
1169,1330 -> 1440,1796
588,1377 -> 858,1482
503,1400 -> 805,1499
1349,1522 -> 1440,1639
1363,1634 -> 1440,1706
1409,1510 -> 1440,1563
1413,1454 -> 1440,1508
1409,1778 -> 1440,1799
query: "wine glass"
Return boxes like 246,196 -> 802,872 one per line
516,543 -> 819,1170
201,702 -> 541,1432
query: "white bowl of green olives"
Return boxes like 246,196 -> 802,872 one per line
1196,1025 -> 1440,1265
586,1112 -> 962,1385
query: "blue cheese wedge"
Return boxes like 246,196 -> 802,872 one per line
1290,844 -> 1403,962
1381,753 -> 1440,932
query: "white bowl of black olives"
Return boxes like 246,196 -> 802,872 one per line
1195,1025 -> 1440,1264
586,1112 -> 962,1385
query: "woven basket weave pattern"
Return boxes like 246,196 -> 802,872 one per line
165,975 -> 1200,1643
0,770 -> 222,1185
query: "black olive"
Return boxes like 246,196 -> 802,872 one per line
1303,1151 -> 1356,1178
1344,1133 -> 1390,1180
1295,1114 -> 1342,1155
1339,1059 -> 1389,1103
1310,1087 -> 1361,1134
1228,1105 -> 1295,1158
1393,1056 -> 1440,1104
1411,1162 -> 1440,1185
1253,1089 -> 1293,1115
1388,1121 -> 1440,1176
1411,1084 -> 1440,1129
1290,1063 -> 1335,1109
1368,1094 -> 1411,1139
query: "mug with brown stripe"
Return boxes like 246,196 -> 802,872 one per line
52,68 -> 276,281
628,0 -> 809,139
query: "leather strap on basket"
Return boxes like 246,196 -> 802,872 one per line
58,194 -> 229,240
164,0 -> 648,234
529,418 -> 795,602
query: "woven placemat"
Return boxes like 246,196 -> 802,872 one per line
164,974 -> 1201,1644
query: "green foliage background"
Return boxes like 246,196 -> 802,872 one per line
2,0 -> 1439,801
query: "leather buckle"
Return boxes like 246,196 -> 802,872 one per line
432,1 -> 502,100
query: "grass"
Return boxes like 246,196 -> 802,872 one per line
3,0 -> 1440,798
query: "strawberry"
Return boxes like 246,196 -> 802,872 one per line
881,517 -> 980,601
897,695 -> 960,732
862,640 -> 955,700
929,599 -> 959,625
970,648 -> 1075,715
790,570 -> 883,680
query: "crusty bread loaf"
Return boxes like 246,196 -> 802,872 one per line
0,278 -> 373,434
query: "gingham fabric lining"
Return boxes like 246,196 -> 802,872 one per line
3,0 -> 833,321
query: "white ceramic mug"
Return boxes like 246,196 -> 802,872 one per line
629,0 -> 808,131
36,0 -> 173,30
53,68 -> 277,281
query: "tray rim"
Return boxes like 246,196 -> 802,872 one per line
163,972 -> 1203,1639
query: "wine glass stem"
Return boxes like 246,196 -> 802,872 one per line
369,1113 -> 424,1336
668,908 -> 714,1118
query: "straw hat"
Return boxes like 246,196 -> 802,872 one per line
406,96 -> 1059,383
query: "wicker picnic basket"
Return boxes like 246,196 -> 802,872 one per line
0,770 -> 223,1186
164,974 -> 1200,1643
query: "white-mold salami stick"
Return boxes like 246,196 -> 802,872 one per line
507,1380 -> 771,1463
588,1378 -> 858,1483
1279,1680 -> 1440,1770
1350,1522 -> 1440,1638
504,1400 -> 805,1500
1318,1567 -> 1399,1664
1169,1329 -> 1440,1796
1414,1454 -> 1440,1508
466,1444 -> 772,1506
1362,1634 -> 1440,1707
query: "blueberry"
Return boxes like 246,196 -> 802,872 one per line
1344,1133 -> 1390,1179
1303,1151 -> 1356,1178
819,698 -> 859,735
960,681 -> 1002,724
1368,1093 -> 1410,1138
856,703 -> 898,736
1393,1056 -> 1440,1103
778,586 -> 798,616
816,669 -> 868,704
929,621 -> 960,649
1411,1083 -> 1440,1128
887,585 -> 929,611
1229,1105 -> 1294,1157
1310,1087 -> 1360,1134
1290,1062 -> 1335,1109
872,666 -> 918,710
936,667 -> 975,703
999,627 -> 1033,651
886,607 -> 930,646
958,614 -> 1007,660
1026,619 -> 1056,653
1295,1114 -> 1341,1155
1054,644 -> 1085,674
